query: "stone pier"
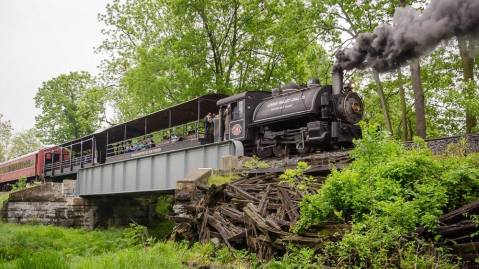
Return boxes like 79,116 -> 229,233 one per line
1,180 -> 162,228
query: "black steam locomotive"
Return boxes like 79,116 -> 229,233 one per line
214,70 -> 364,157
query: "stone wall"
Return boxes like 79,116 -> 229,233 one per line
5,198 -> 95,228
405,133 -> 479,154
2,181 -> 160,229
4,182 -> 97,228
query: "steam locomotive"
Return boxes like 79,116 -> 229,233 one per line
0,70 -> 363,187
214,69 -> 364,157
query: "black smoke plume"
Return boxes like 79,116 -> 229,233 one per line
335,0 -> 479,72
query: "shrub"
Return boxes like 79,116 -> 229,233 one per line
243,155 -> 270,169
279,161 -> 316,192
11,177 -> 27,192
208,173 -> 239,186
122,223 -> 155,247
294,124 -> 478,267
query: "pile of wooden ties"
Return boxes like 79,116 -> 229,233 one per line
438,199 -> 479,267
171,173 -> 343,259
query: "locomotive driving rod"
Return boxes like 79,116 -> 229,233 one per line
332,66 -> 344,96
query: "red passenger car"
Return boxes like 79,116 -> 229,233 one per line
0,146 -> 66,186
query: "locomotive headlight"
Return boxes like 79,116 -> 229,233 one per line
351,102 -> 361,113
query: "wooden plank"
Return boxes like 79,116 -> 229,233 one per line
438,220 -> 477,236
227,184 -> 260,202
243,203 -> 281,233
440,199 -> 479,225
278,187 -> 299,222
258,185 -> 271,216
207,214 -> 232,248
199,208 -> 209,242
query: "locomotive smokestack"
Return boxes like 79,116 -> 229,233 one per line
332,66 -> 343,96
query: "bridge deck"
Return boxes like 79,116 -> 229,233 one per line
76,140 -> 243,196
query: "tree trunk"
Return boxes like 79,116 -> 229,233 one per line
397,68 -> 408,141
372,70 -> 394,135
399,0 -> 426,139
458,38 -> 476,133
410,60 -> 427,139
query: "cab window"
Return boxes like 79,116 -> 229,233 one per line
231,100 -> 244,121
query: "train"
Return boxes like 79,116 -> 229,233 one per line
215,69 -> 363,157
0,69 -> 363,188
0,146 -> 67,190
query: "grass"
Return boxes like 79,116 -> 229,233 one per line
0,193 -> 8,206
208,173 -> 240,186
0,223 -> 257,269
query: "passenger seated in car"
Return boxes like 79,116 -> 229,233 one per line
171,135 -> 183,143
146,138 -> 155,148
126,141 -> 136,153
137,140 -> 146,150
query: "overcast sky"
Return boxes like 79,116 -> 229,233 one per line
0,0 -> 109,131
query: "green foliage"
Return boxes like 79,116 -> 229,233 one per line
208,173 -> 240,186
243,155 -> 270,170
0,224 -> 124,264
98,0 -> 332,120
16,251 -> 68,269
5,129 -> 42,160
294,125 -> 478,267
445,137 -> 469,157
155,195 -> 173,217
263,246 -> 318,269
0,114 -> 13,163
0,223 -> 261,269
122,223 -> 156,247
279,161 -> 316,191
34,71 -> 107,144
0,192 -> 8,207
151,195 -> 175,239
11,177 -> 27,192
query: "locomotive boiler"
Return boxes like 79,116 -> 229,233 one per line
215,68 -> 364,157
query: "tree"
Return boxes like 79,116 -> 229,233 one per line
398,0 -> 427,139
397,68 -> 409,141
34,72 -> 107,144
0,114 -> 13,162
410,60 -> 427,138
458,38 -> 477,133
98,0 -> 330,120
312,0 -> 398,135
372,70 -> 394,135
6,129 -> 42,160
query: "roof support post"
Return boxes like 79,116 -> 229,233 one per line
51,150 -> 54,176
70,144 -> 73,171
42,149 -> 46,178
106,131 -> 109,158
144,118 -> 148,136
168,110 -> 172,142
92,137 -> 96,166
197,99 -> 201,139
60,147 -> 63,173
80,141 -> 83,168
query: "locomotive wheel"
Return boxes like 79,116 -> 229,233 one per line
296,144 -> 312,155
273,143 -> 289,158
256,147 -> 273,159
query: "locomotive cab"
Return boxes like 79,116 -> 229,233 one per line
216,92 -> 271,144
